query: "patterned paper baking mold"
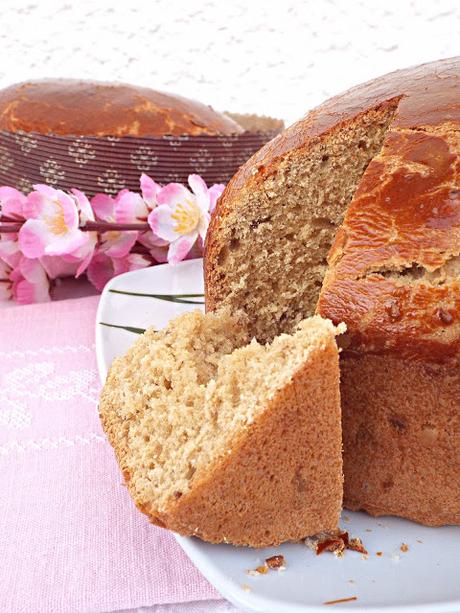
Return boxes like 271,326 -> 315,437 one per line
0,116 -> 283,195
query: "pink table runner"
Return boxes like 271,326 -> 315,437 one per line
0,296 -> 220,612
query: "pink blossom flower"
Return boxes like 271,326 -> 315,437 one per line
87,250 -> 151,292
10,257 -> 50,304
66,189 -> 97,276
0,235 -> 22,269
0,239 -> 49,304
39,255 -> 80,280
148,175 -> 219,265
135,174 -> 170,259
91,191 -> 138,258
0,258 -> 12,300
140,173 -> 161,208
115,190 -> 149,223
121,179 -> 168,248
38,190 -> 97,279
0,173 -> 226,303
73,188 -> 94,226
208,183 -> 225,212
19,185 -> 87,258
140,237 -> 169,263
90,189 -> 126,221
0,187 -> 27,220
0,235 -> 49,303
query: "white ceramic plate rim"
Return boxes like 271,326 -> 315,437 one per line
175,532 -> 460,613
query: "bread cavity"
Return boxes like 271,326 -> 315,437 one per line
206,102 -> 399,343
100,309 -> 341,515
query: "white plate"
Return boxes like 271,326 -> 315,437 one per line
96,259 -> 460,613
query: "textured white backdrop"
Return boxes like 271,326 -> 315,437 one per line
1,0 -> 460,125
1,3 -> 460,612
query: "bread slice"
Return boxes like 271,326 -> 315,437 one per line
100,310 -> 344,547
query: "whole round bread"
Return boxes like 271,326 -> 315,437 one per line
204,57 -> 460,526
0,79 -> 243,137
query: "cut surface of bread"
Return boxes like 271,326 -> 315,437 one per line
205,57 -> 460,348
204,57 -> 460,526
205,101 -> 398,343
100,309 -> 344,547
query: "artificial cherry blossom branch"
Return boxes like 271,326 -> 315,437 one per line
0,174 -> 225,304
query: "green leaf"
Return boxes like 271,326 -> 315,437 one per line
99,322 -> 146,335
109,288 -> 205,305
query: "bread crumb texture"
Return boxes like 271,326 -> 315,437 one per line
205,102 -> 398,342
100,309 -> 343,546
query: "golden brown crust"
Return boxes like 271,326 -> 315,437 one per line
205,56 -> 460,313
340,353 -> 460,526
100,330 -> 342,547
0,79 -> 242,137
205,57 -> 460,527
318,126 -> 460,362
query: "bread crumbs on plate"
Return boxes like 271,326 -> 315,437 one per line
324,596 -> 358,605
400,543 -> 409,552
347,537 -> 367,554
241,583 -> 251,592
265,554 -> 286,570
254,565 -> 268,575
305,530 -> 368,557
247,555 -> 286,575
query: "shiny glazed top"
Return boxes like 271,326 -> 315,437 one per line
206,57 -> 460,362
316,61 -> 460,362
0,79 -> 242,137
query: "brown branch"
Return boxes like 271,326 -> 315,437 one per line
81,221 -> 150,232
0,220 -> 151,234
0,216 -> 20,223
0,223 -> 22,233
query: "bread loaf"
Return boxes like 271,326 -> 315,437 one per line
204,57 -> 460,526
0,79 -> 242,137
99,310 -> 343,547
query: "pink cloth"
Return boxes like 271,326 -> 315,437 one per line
0,296 -> 220,612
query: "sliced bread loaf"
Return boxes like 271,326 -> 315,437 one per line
204,57 -> 460,526
100,310 -> 344,547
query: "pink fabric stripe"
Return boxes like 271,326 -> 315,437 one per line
0,296 -> 219,612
